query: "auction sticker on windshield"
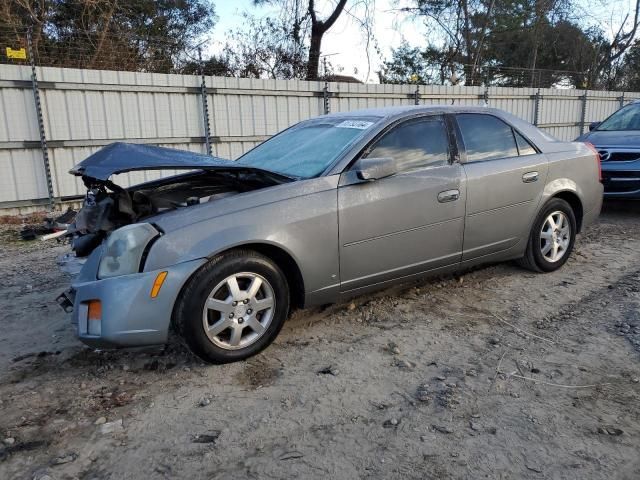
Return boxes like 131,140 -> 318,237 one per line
336,120 -> 374,130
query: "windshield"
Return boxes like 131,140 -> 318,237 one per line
236,116 -> 381,178
597,103 -> 640,131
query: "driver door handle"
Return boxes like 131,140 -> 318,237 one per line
438,189 -> 460,203
522,171 -> 539,183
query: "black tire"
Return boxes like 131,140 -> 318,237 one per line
517,198 -> 577,273
173,249 -> 290,364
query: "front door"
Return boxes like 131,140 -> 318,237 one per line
338,115 -> 466,293
454,113 -> 549,260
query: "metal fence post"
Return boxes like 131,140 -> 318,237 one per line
323,81 -> 330,114
198,48 -> 212,156
414,86 -> 420,105
27,28 -> 55,211
618,92 -> 625,108
483,86 -> 489,106
532,88 -> 541,126
579,91 -> 588,135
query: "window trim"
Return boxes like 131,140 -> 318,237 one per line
452,113 -> 540,164
513,129 -> 538,156
344,113 -> 456,174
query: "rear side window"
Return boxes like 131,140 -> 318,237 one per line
514,131 -> 536,156
457,114 -> 520,162
365,116 -> 449,171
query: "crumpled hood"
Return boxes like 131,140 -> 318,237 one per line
577,130 -> 640,147
70,142 -> 236,181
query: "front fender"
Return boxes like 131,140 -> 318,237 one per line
143,179 -> 340,297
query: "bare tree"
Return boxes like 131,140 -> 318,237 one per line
254,0 -> 361,80
306,0 -> 347,79
591,0 -> 640,88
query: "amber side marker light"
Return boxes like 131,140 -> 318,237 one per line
151,271 -> 168,298
87,300 -> 102,321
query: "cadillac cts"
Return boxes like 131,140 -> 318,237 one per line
59,106 -> 603,363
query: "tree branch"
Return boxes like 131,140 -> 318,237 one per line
320,0 -> 348,32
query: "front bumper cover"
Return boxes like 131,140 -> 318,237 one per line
69,256 -> 206,349
601,160 -> 640,198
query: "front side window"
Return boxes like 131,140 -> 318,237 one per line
596,103 -> 640,131
456,114 -> 519,162
236,116 -> 381,178
364,116 -> 449,171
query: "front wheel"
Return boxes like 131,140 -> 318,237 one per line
173,250 -> 290,363
517,198 -> 577,272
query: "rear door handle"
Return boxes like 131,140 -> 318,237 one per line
522,171 -> 539,183
438,189 -> 460,203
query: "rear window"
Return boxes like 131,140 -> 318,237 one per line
457,114 -> 539,161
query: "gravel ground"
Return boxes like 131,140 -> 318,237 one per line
0,200 -> 639,480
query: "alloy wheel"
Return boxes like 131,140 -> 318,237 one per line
202,272 -> 275,350
540,210 -> 571,263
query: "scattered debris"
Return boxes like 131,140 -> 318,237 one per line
20,208 -> 76,241
94,416 -> 107,425
415,385 -> 431,403
385,342 -> 401,355
432,425 -> 453,434
192,431 -> 221,444
278,451 -> 304,461
317,365 -> 339,376
383,418 -> 399,428
99,419 -> 124,435
51,452 -> 78,465
394,359 -> 416,369
598,426 -> 623,436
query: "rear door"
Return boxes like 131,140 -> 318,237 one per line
453,113 -> 548,260
338,115 -> 465,292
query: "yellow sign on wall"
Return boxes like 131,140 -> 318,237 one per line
6,47 -> 27,60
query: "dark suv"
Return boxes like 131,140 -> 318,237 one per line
577,100 -> 640,199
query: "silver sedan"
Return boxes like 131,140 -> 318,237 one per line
61,106 -> 603,363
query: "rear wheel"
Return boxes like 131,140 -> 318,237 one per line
174,250 -> 290,363
517,198 -> 577,272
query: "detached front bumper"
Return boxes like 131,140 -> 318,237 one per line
69,255 -> 206,349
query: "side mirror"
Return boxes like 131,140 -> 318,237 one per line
354,157 -> 398,181
589,121 -> 601,131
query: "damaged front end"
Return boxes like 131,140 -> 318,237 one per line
65,142 -> 292,260
58,143 -> 293,319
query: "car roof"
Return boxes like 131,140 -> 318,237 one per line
324,104 -> 499,120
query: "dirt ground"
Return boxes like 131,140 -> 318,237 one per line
1,200 -> 639,480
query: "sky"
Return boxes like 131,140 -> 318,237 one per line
212,0 -> 639,83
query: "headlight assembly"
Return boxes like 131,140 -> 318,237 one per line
97,223 -> 159,279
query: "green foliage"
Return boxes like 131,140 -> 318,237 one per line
389,0 -> 639,89
379,43 -> 451,84
617,40 -> 640,91
1,0 -> 216,72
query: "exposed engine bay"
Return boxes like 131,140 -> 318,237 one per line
68,169 -> 286,257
